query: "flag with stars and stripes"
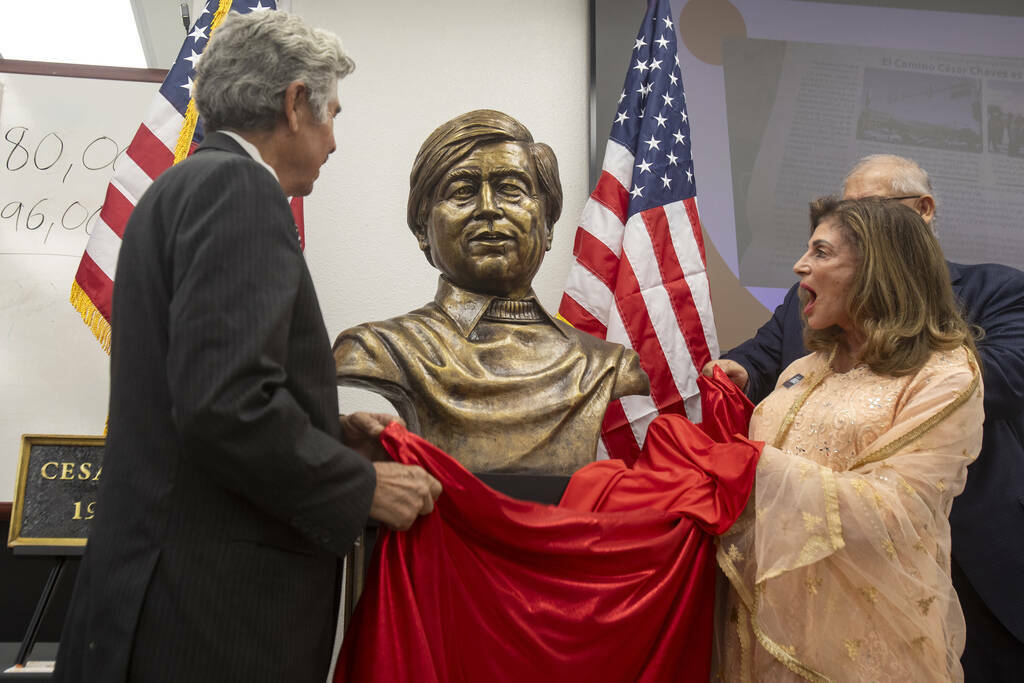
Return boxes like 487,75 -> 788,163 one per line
558,0 -> 718,464
70,0 -> 299,352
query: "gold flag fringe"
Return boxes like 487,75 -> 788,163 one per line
174,102 -> 201,164
69,0 -> 237,437
69,280 -> 112,354
69,0 -> 235,357
172,0 -> 233,164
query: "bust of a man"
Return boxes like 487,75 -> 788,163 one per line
334,110 -> 649,474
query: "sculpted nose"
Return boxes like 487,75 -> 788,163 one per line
473,182 -> 502,220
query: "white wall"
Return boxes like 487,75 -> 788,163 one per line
0,0 -> 590,500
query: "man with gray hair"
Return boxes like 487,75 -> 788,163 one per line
55,11 -> 440,683
705,153 -> 1024,681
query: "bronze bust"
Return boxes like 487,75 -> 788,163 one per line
334,110 -> 649,474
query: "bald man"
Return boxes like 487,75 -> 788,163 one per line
705,154 -> 1024,682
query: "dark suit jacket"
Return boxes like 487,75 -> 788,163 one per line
723,261 -> 1024,643
54,132 -> 376,683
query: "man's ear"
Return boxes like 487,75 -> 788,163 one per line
282,80 -> 307,134
915,194 -> 936,225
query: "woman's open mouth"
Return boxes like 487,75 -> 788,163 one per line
800,284 -> 817,316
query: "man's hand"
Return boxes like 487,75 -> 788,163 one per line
339,412 -> 406,461
701,359 -> 749,391
369,462 -> 442,531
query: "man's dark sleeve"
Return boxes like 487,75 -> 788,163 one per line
165,159 -> 375,556
722,283 -> 803,404
965,266 -> 1024,421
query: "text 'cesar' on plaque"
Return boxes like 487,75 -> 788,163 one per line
9,434 -> 104,552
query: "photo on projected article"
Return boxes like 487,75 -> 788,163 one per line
722,37 -> 1024,289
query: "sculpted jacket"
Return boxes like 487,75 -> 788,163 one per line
334,277 -> 650,474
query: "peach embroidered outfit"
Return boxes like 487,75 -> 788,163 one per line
717,346 -> 983,682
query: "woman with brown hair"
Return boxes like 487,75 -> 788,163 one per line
716,197 -> 983,681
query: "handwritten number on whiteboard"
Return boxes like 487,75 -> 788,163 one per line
82,136 -> 122,171
84,206 -> 101,236
5,127 -> 30,171
33,132 -> 64,171
2,127 -> 127,247
61,202 -> 89,231
1,199 -> 102,237
4,128 -> 124,174
2,201 -> 23,231
25,199 -> 47,231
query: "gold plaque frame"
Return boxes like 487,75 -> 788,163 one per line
8,434 -> 105,549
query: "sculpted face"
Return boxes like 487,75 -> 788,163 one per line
422,141 -> 552,298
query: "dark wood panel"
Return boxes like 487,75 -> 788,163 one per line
0,58 -> 166,83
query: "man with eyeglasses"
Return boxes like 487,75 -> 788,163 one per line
704,153 -> 1024,681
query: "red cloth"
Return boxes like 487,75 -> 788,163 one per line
335,372 -> 761,682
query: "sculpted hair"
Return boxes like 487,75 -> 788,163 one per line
195,11 -> 354,132
407,109 -> 563,254
802,196 -> 976,376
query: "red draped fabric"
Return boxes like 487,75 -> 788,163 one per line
335,371 -> 761,682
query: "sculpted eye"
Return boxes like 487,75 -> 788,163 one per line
448,183 -> 476,200
498,181 -> 525,197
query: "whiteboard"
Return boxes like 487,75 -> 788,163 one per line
0,71 -> 158,500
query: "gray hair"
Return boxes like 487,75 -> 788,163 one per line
195,11 -> 354,132
844,154 -> 934,198
843,154 -> 938,230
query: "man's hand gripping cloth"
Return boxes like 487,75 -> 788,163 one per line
335,369 -> 761,683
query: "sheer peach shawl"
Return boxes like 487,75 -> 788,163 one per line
716,346 -> 982,682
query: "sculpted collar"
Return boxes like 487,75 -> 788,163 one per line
434,277 -> 566,338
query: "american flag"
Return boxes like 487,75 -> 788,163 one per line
70,0 -> 300,351
558,0 -> 718,464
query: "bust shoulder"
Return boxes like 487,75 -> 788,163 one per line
553,319 -> 650,399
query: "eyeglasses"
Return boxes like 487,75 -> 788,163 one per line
883,195 -> 922,202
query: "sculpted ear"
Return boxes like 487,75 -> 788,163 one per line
414,225 -> 434,266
